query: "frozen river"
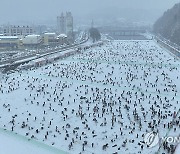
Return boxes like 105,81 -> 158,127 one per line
0,40 -> 179,154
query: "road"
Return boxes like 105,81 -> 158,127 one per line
0,31 -> 89,68
0,41 -> 88,70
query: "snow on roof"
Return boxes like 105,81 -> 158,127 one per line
58,34 -> 67,38
0,36 -> 19,39
44,33 -> 56,35
25,35 -> 41,38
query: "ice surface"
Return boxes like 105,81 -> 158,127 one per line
0,40 -> 179,154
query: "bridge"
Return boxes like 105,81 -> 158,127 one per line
99,26 -> 148,38
106,29 -> 146,36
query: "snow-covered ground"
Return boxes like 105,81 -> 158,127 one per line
0,128 -> 66,154
175,144 -> 180,154
0,40 -> 179,154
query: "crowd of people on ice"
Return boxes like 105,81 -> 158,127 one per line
0,40 -> 179,154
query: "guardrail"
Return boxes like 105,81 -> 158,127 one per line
19,41 -> 104,70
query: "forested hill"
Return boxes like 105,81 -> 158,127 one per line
154,3 -> 180,45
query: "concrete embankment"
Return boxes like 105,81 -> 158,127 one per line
155,36 -> 180,59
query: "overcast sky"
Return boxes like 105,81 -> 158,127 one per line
0,0 -> 179,25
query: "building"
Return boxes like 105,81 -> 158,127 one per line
43,33 -> 68,46
57,13 -> 66,34
0,35 -> 42,49
22,35 -> 42,47
57,34 -> 68,45
43,33 -> 58,46
3,25 -> 35,36
65,12 -> 73,41
57,12 -> 74,41
0,36 -> 21,49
